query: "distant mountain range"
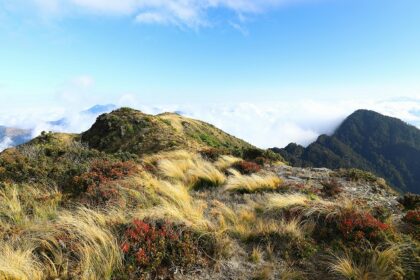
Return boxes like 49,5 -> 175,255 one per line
0,126 -> 32,151
0,104 -> 117,151
273,110 -> 420,194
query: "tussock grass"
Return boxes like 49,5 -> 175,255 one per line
157,152 -> 226,189
302,198 -> 357,221
186,159 -> 226,189
214,155 -> 242,170
0,184 -> 61,233
265,193 -> 309,211
249,246 -> 263,263
158,158 -> 196,180
136,179 -> 212,231
54,208 -> 122,279
0,183 -> 121,280
0,147 -> 415,279
329,245 -> 403,280
247,219 -> 304,241
224,169 -> 282,193
0,244 -> 43,280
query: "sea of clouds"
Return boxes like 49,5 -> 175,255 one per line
1,96 -> 420,152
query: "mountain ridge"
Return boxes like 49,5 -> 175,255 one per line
274,109 -> 420,193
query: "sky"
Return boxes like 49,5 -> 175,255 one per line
0,0 -> 420,148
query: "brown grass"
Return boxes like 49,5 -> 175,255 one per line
224,170 -> 282,193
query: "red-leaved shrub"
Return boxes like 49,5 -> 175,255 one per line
232,161 -> 261,175
402,210 -> 420,240
73,159 -> 136,203
120,219 -> 206,277
338,212 -> 389,242
403,210 -> 420,225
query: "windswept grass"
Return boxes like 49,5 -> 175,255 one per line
0,147 -> 417,280
0,184 -> 61,234
265,193 -> 309,211
0,244 -> 43,280
135,179 -> 212,231
214,155 -> 242,171
157,152 -> 226,189
329,245 -> 404,280
224,169 -> 282,193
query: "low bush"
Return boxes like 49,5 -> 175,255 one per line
337,168 -> 378,183
402,210 -> 420,240
119,219 -> 208,278
199,148 -> 229,161
72,159 -> 137,203
232,160 -> 261,175
320,179 -> 343,197
398,193 -> 420,210
338,212 -> 389,242
403,210 -> 420,225
241,148 -> 283,163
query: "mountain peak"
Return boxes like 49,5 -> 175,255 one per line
276,109 -> 420,193
81,107 -> 254,156
82,104 -> 117,115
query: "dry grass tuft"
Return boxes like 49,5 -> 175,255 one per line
0,244 -> 43,280
249,246 -> 264,263
0,184 -> 61,229
265,193 -> 309,211
214,155 -> 242,170
329,245 -> 403,280
136,180 -> 212,231
224,170 -> 282,193
157,152 -> 226,189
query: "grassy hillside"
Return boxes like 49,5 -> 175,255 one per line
275,110 -> 420,194
81,108 -> 255,156
0,108 -> 418,280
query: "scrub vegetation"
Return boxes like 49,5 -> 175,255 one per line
0,108 -> 418,280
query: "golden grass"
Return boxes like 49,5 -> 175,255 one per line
0,244 -> 43,280
186,159 -> 226,189
249,246 -> 263,263
0,197 -> 122,280
135,179 -> 212,231
302,198 -> 359,221
0,184 -> 61,231
264,193 -> 309,211
224,169 -> 282,193
157,152 -> 226,189
55,208 -> 122,279
329,246 -> 402,280
0,148 -> 413,279
158,158 -> 196,180
214,155 -> 242,170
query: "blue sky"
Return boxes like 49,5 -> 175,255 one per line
1,0 -> 420,147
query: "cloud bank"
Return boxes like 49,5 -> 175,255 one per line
1,96 -> 420,152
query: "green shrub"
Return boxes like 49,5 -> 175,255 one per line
398,193 -> 420,210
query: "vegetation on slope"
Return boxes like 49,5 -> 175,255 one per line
274,110 -> 420,194
0,108 -> 418,280
81,108 -> 255,156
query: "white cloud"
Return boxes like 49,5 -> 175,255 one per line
1,95 -> 419,151
0,137 -> 13,152
21,0 -> 315,27
72,75 -> 94,88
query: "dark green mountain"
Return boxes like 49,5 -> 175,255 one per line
273,110 -> 420,193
